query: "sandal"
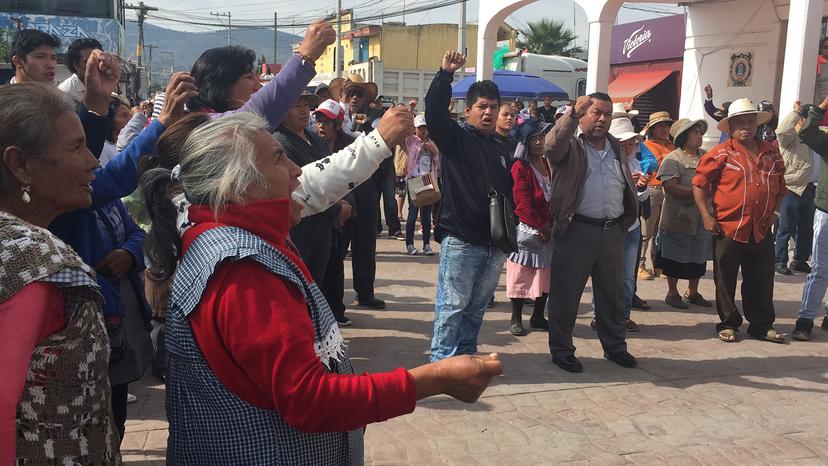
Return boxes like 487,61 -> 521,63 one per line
718,328 -> 738,343
684,292 -> 712,307
748,327 -> 786,344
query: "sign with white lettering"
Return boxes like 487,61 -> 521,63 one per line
611,15 -> 685,65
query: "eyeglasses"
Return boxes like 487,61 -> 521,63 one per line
346,88 -> 365,98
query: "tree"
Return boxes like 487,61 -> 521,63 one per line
517,19 -> 584,57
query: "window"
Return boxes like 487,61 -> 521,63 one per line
0,0 -> 114,18
577,79 -> 587,97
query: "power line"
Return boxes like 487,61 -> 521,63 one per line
144,0 -> 467,29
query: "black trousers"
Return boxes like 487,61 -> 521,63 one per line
351,180 -> 379,300
290,213 -> 333,286
111,382 -> 128,442
712,234 -> 776,332
322,223 -> 352,321
547,220 -> 627,356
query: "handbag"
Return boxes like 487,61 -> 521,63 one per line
406,172 -> 442,208
474,147 -> 518,254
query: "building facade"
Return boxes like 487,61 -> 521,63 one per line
608,14 -> 685,129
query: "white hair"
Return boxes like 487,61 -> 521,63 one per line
178,112 -> 269,213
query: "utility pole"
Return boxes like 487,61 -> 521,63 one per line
457,0 -> 466,80
211,11 -> 232,45
335,0 -> 342,78
273,11 -> 279,63
124,2 -> 158,98
145,43 -> 158,98
161,50 -> 174,76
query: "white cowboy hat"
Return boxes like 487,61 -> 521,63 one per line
670,118 -> 707,143
609,117 -> 641,142
716,97 -> 772,133
612,102 -> 639,119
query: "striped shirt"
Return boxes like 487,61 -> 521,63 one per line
692,138 -> 786,243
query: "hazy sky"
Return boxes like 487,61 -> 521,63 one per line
140,0 -> 685,47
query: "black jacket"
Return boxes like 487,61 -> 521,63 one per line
425,69 -> 513,247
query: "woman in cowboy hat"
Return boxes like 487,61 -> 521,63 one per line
656,118 -> 714,310
640,110 -> 675,280
692,98 -> 786,343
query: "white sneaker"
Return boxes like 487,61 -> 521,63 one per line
423,244 -> 434,256
127,393 -> 137,404
407,244 -> 421,255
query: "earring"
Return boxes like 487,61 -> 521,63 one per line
21,185 -> 31,204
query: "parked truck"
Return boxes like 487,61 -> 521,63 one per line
502,51 -> 588,102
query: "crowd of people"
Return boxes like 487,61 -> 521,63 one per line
3,19 -> 828,465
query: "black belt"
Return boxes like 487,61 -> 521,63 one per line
572,214 -> 623,230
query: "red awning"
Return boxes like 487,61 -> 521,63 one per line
608,70 -> 675,106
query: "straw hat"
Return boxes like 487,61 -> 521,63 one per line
716,97 -> 772,133
669,118 -> 707,143
612,102 -> 639,119
609,117 -> 641,142
327,72 -> 378,105
641,111 -> 674,134
298,92 -> 321,109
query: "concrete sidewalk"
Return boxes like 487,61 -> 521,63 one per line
123,235 -> 828,465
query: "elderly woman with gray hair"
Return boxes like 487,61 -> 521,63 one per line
0,83 -> 120,464
156,111 -> 502,464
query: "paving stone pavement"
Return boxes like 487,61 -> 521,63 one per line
123,234 -> 828,465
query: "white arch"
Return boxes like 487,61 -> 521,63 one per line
476,0 -> 539,80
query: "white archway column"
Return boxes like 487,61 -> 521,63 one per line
576,0 -> 622,94
779,0 -> 823,111
476,0 -> 538,80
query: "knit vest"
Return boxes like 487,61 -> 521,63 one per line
165,225 -> 363,465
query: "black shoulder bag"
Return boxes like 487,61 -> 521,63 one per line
474,150 -> 518,254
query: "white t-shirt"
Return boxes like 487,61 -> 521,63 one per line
58,74 -> 85,109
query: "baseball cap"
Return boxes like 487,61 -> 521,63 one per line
314,99 -> 345,121
414,114 -> 427,127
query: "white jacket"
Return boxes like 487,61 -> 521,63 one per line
777,110 -> 814,196
57,74 -> 85,110
176,128 -> 392,232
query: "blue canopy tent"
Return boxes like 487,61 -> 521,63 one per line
451,70 -> 569,100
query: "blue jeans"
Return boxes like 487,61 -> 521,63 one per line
380,165 -> 402,234
591,225 -> 641,319
405,191 -> 432,247
775,184 -> 816,265
798,209 -> 828,320
430,235 -> 506,361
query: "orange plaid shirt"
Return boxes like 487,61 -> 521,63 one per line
692,138 -> 786,243
644,139 -> 675,187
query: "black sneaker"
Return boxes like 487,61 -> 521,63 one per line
775,264 -> 793,275
790,260 -> 812,273
822,316 -> 828,331
604,350 -> 638,368
336,317 -> 353,327
354,296 -> 385,309
792,318 -> 813,341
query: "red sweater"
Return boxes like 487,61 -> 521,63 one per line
182,199 -> 416,433
511,160 -> 552,230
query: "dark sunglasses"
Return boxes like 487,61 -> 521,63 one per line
346,88 -> 365,98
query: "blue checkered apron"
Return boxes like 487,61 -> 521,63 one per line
165,226 -> 364,465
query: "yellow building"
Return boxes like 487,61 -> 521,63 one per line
315,10 -> 517,73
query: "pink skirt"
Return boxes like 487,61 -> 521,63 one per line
506,261 -> 550,299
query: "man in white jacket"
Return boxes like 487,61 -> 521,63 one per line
774,102 -> 817,276
58,38 -> 103,109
